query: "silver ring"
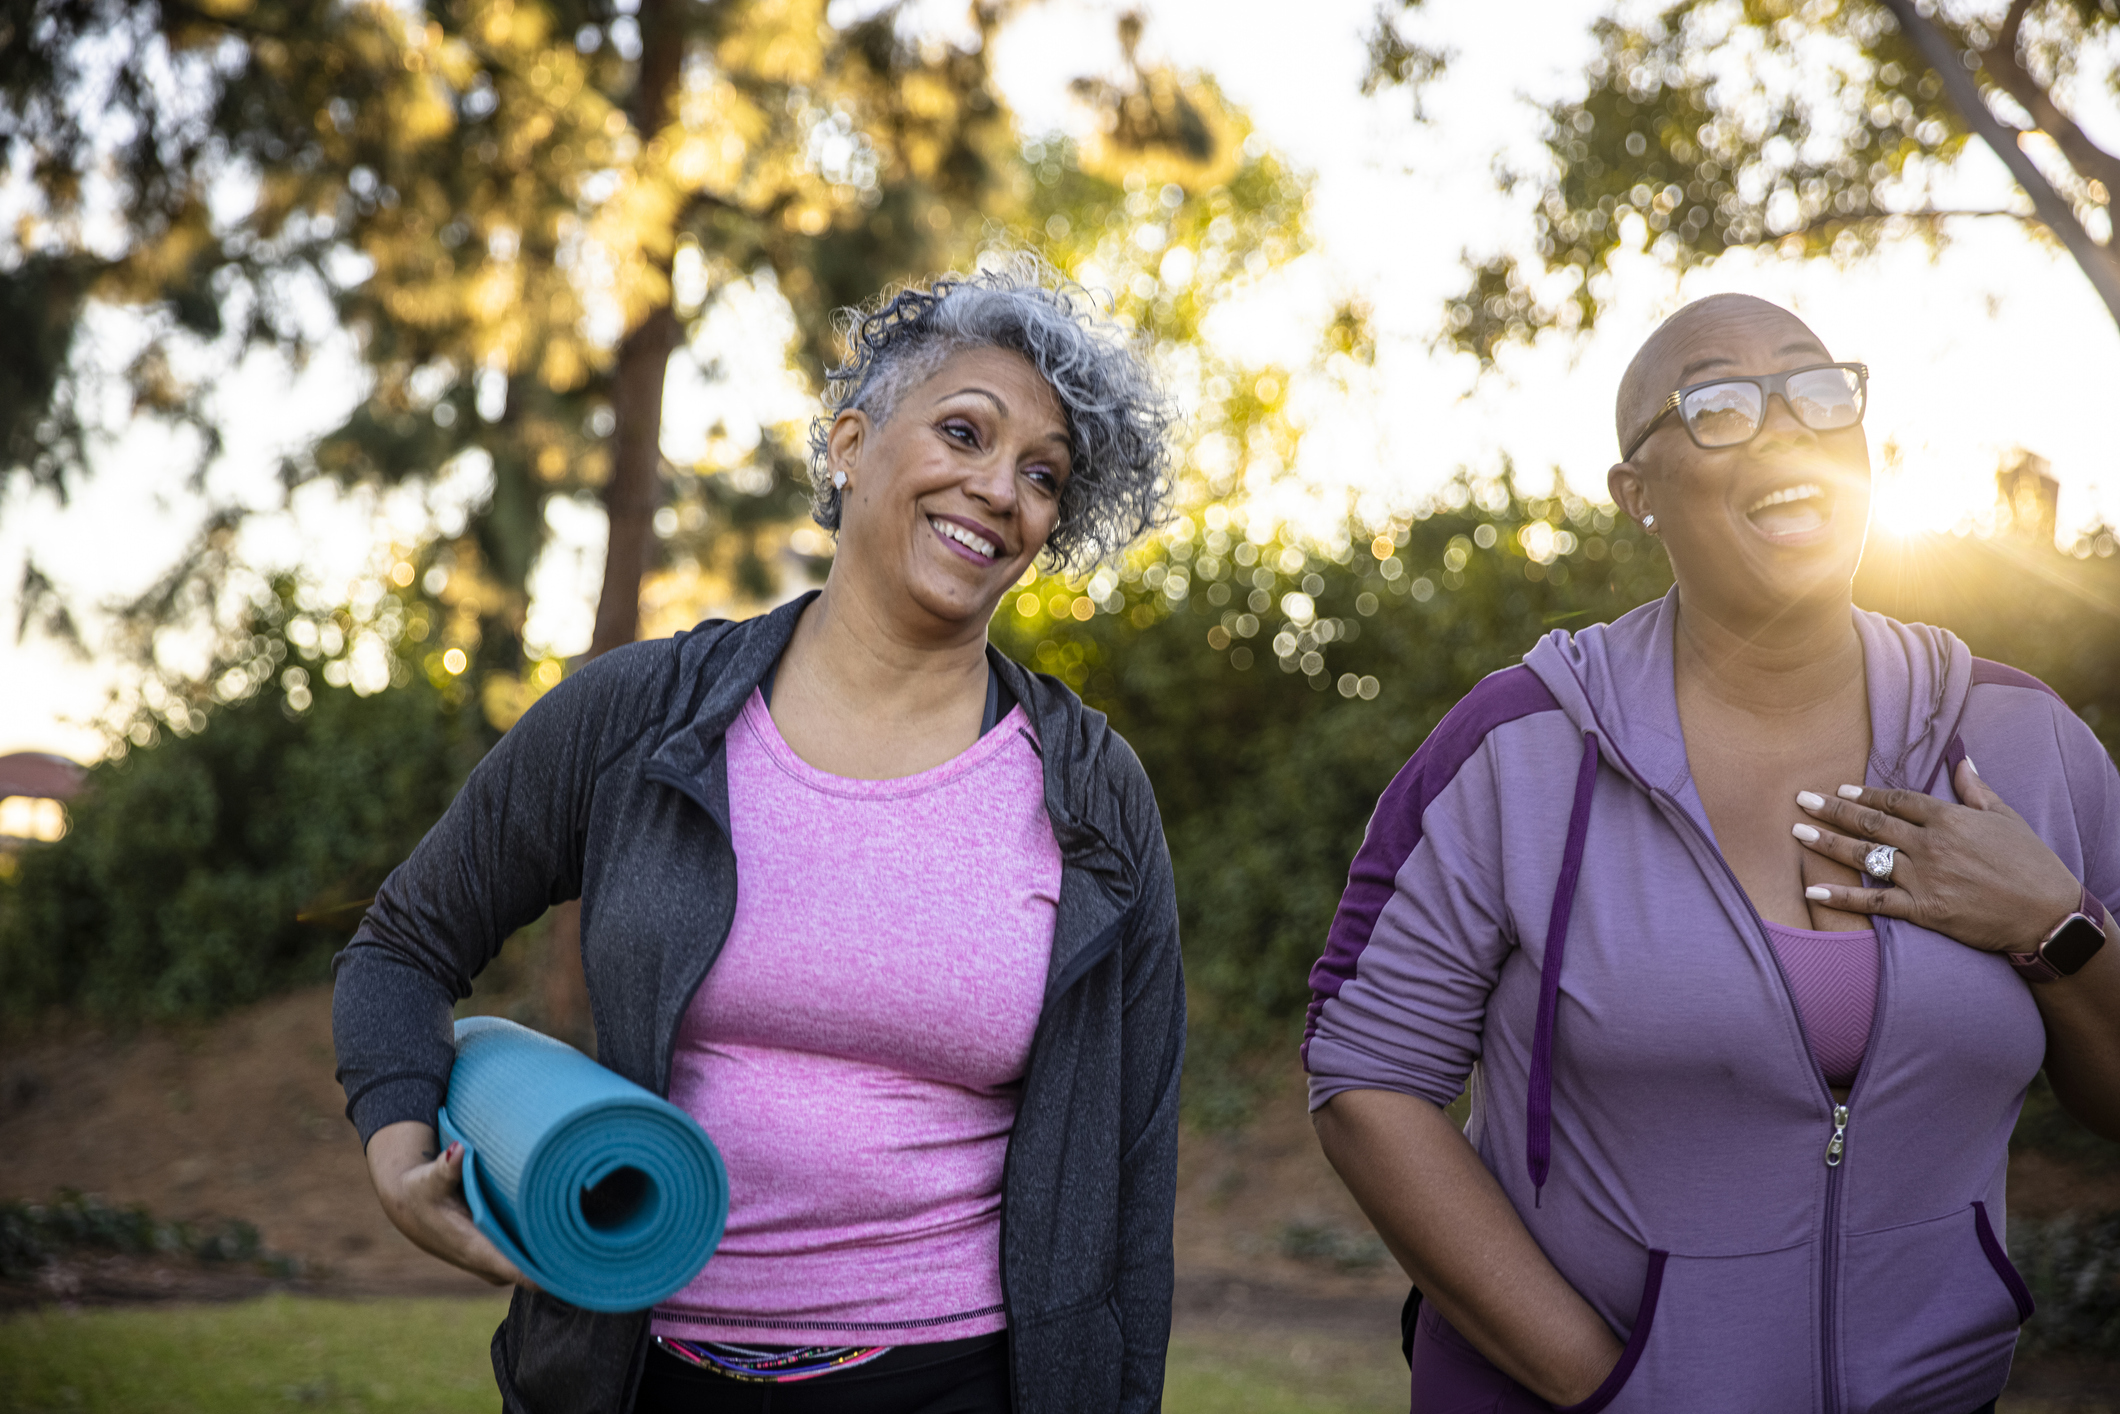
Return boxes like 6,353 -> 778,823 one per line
1863,843 -> 1898,882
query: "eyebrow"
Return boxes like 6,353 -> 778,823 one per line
1676,340 -> 1830,384
939,387 -> 1009,416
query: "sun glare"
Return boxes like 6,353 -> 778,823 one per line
1867,449 -> 1998,541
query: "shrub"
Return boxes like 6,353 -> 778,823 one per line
0,581 -> 491,1024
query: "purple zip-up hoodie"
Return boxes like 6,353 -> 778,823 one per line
1305,590 -> 2120,1413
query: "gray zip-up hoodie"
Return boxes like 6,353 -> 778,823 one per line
1305,590 -> 2117,1413
332,594 -> 1185,1414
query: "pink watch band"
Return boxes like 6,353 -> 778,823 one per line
2009,885 -> 2106,983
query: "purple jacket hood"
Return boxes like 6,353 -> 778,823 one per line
1523,589 -> 1974,815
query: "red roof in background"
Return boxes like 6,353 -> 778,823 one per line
0,752 -> 87,801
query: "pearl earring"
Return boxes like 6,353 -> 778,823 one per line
832,470 -> 847,489
1642,513 -> 1657,532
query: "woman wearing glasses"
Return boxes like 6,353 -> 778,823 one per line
1307,293 -> 2120,1412
334,261 -> 1184,1414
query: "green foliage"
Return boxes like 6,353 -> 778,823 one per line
994,480 -> 1674,1117
4,1 -> 1324,672
0,576 -> 492,1023
1359,0 -> 2120,360
0,1191 -> 269,1281
1004,487 -> 2120,1124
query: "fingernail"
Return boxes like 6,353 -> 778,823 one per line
1838,785 -> 1864,800
1967,757 -> 1979,776
1792,823 -> 1820,842
1796,791 -> 1825,810
446,1142 -> 461,1160
1805,886 -> 1831,901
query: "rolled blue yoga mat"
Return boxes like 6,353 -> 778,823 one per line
438,1015 -> 728,1313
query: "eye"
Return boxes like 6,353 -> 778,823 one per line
1022,464 -> 1062,495
939,418 -> 979,448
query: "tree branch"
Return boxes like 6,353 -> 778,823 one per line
1979,0 -> 2120,202
1877,0 -> 2120,334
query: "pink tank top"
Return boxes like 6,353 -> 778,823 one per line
1760,922 -> 1878,1087
651,691 -> 1060,1346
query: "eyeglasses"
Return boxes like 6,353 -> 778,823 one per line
1623,363 -> 1868,462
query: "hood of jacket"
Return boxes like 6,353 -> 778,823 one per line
1522,586 -> 1975,820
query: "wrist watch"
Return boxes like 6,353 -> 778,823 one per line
2009,885 -> 2109,983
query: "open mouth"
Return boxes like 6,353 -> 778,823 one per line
930,515 -> 1000,563
1743,481 -> 1832,540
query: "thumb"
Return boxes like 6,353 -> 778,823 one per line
1954,756 -> 2009,815
421,1140 -> 467,1198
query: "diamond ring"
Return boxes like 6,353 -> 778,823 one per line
1863,843 -> 1898,883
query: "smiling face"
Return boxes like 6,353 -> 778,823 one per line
1610,296 -> 1872,625
826,344 -> 1072,638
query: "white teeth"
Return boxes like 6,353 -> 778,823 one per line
931,517 -> 998,558
1745,483 -> 1824,515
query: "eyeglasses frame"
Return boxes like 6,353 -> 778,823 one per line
1622,362 -> 1870,463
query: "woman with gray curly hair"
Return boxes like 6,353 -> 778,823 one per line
335,259 -> 1184,1414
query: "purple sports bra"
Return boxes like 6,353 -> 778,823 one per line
1761,922 -> 1879,1087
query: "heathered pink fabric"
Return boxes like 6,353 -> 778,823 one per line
1760,922 -> 1878,1087
651,690 -> 1059,1345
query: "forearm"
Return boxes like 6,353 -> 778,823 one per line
1312,1088 -> 1619,1405
333,947 -> 461,1142
2034,913 -> 2120,1140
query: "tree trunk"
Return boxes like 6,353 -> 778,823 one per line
545,0 -> 689,1047
587,306 -> 682,658
1877,0 -> 2120,333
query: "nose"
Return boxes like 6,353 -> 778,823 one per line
963,451 -> 1019,512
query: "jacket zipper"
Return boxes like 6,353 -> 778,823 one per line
1820,1102 -> 1848,1414
1651,789 -> 1887,1414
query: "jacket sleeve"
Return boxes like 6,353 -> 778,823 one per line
330,643 -> 668,1144
1111,748 -> 1184,1414
2058,712 -> 2120,917
1303,731 -> 1517,1113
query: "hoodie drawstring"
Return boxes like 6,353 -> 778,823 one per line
1527,731 -> 1600,1204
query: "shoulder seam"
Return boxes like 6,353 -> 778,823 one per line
1970,657 -> 2065,705
1303,666 -> 1566,1057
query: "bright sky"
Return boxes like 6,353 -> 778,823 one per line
4,0 -> 2118,763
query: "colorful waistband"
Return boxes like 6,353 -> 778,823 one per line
653,1336 -> 892,1384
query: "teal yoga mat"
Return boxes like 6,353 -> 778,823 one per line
438,1016 -> 728,1313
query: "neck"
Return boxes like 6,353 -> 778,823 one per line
780,573 -> 991,719
1671,584 -> 1863,718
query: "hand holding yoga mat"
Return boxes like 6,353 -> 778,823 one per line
438,1016 -> 728,1313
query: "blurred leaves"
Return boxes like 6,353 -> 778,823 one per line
995,475 -> 1673,1119
1365,0 -> 2120,362
0,568 -> 502,1023
4,0 -> 1325,688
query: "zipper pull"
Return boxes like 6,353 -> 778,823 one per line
1824,1104 -> 1849,1168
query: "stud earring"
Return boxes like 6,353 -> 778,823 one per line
1642,513 -> 1657,532
832,470 -> 847,489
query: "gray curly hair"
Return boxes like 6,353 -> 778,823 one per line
806,255 -> 1175,570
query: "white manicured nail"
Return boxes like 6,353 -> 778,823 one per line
1838,785 -> 1864,800
1796,791 -> 1825,810
1967,757 -> 1980,776
1792,823 -> 1820,842
1805,886 -> 1832,901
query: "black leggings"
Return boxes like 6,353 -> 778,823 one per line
632,1334 -> 1010,1414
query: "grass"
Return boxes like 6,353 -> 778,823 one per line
0,1297 -> 1408,1414
1164,1327 -> 1406,1412
2,1295 -> 2105,1413
0,1295 -> 510,1414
